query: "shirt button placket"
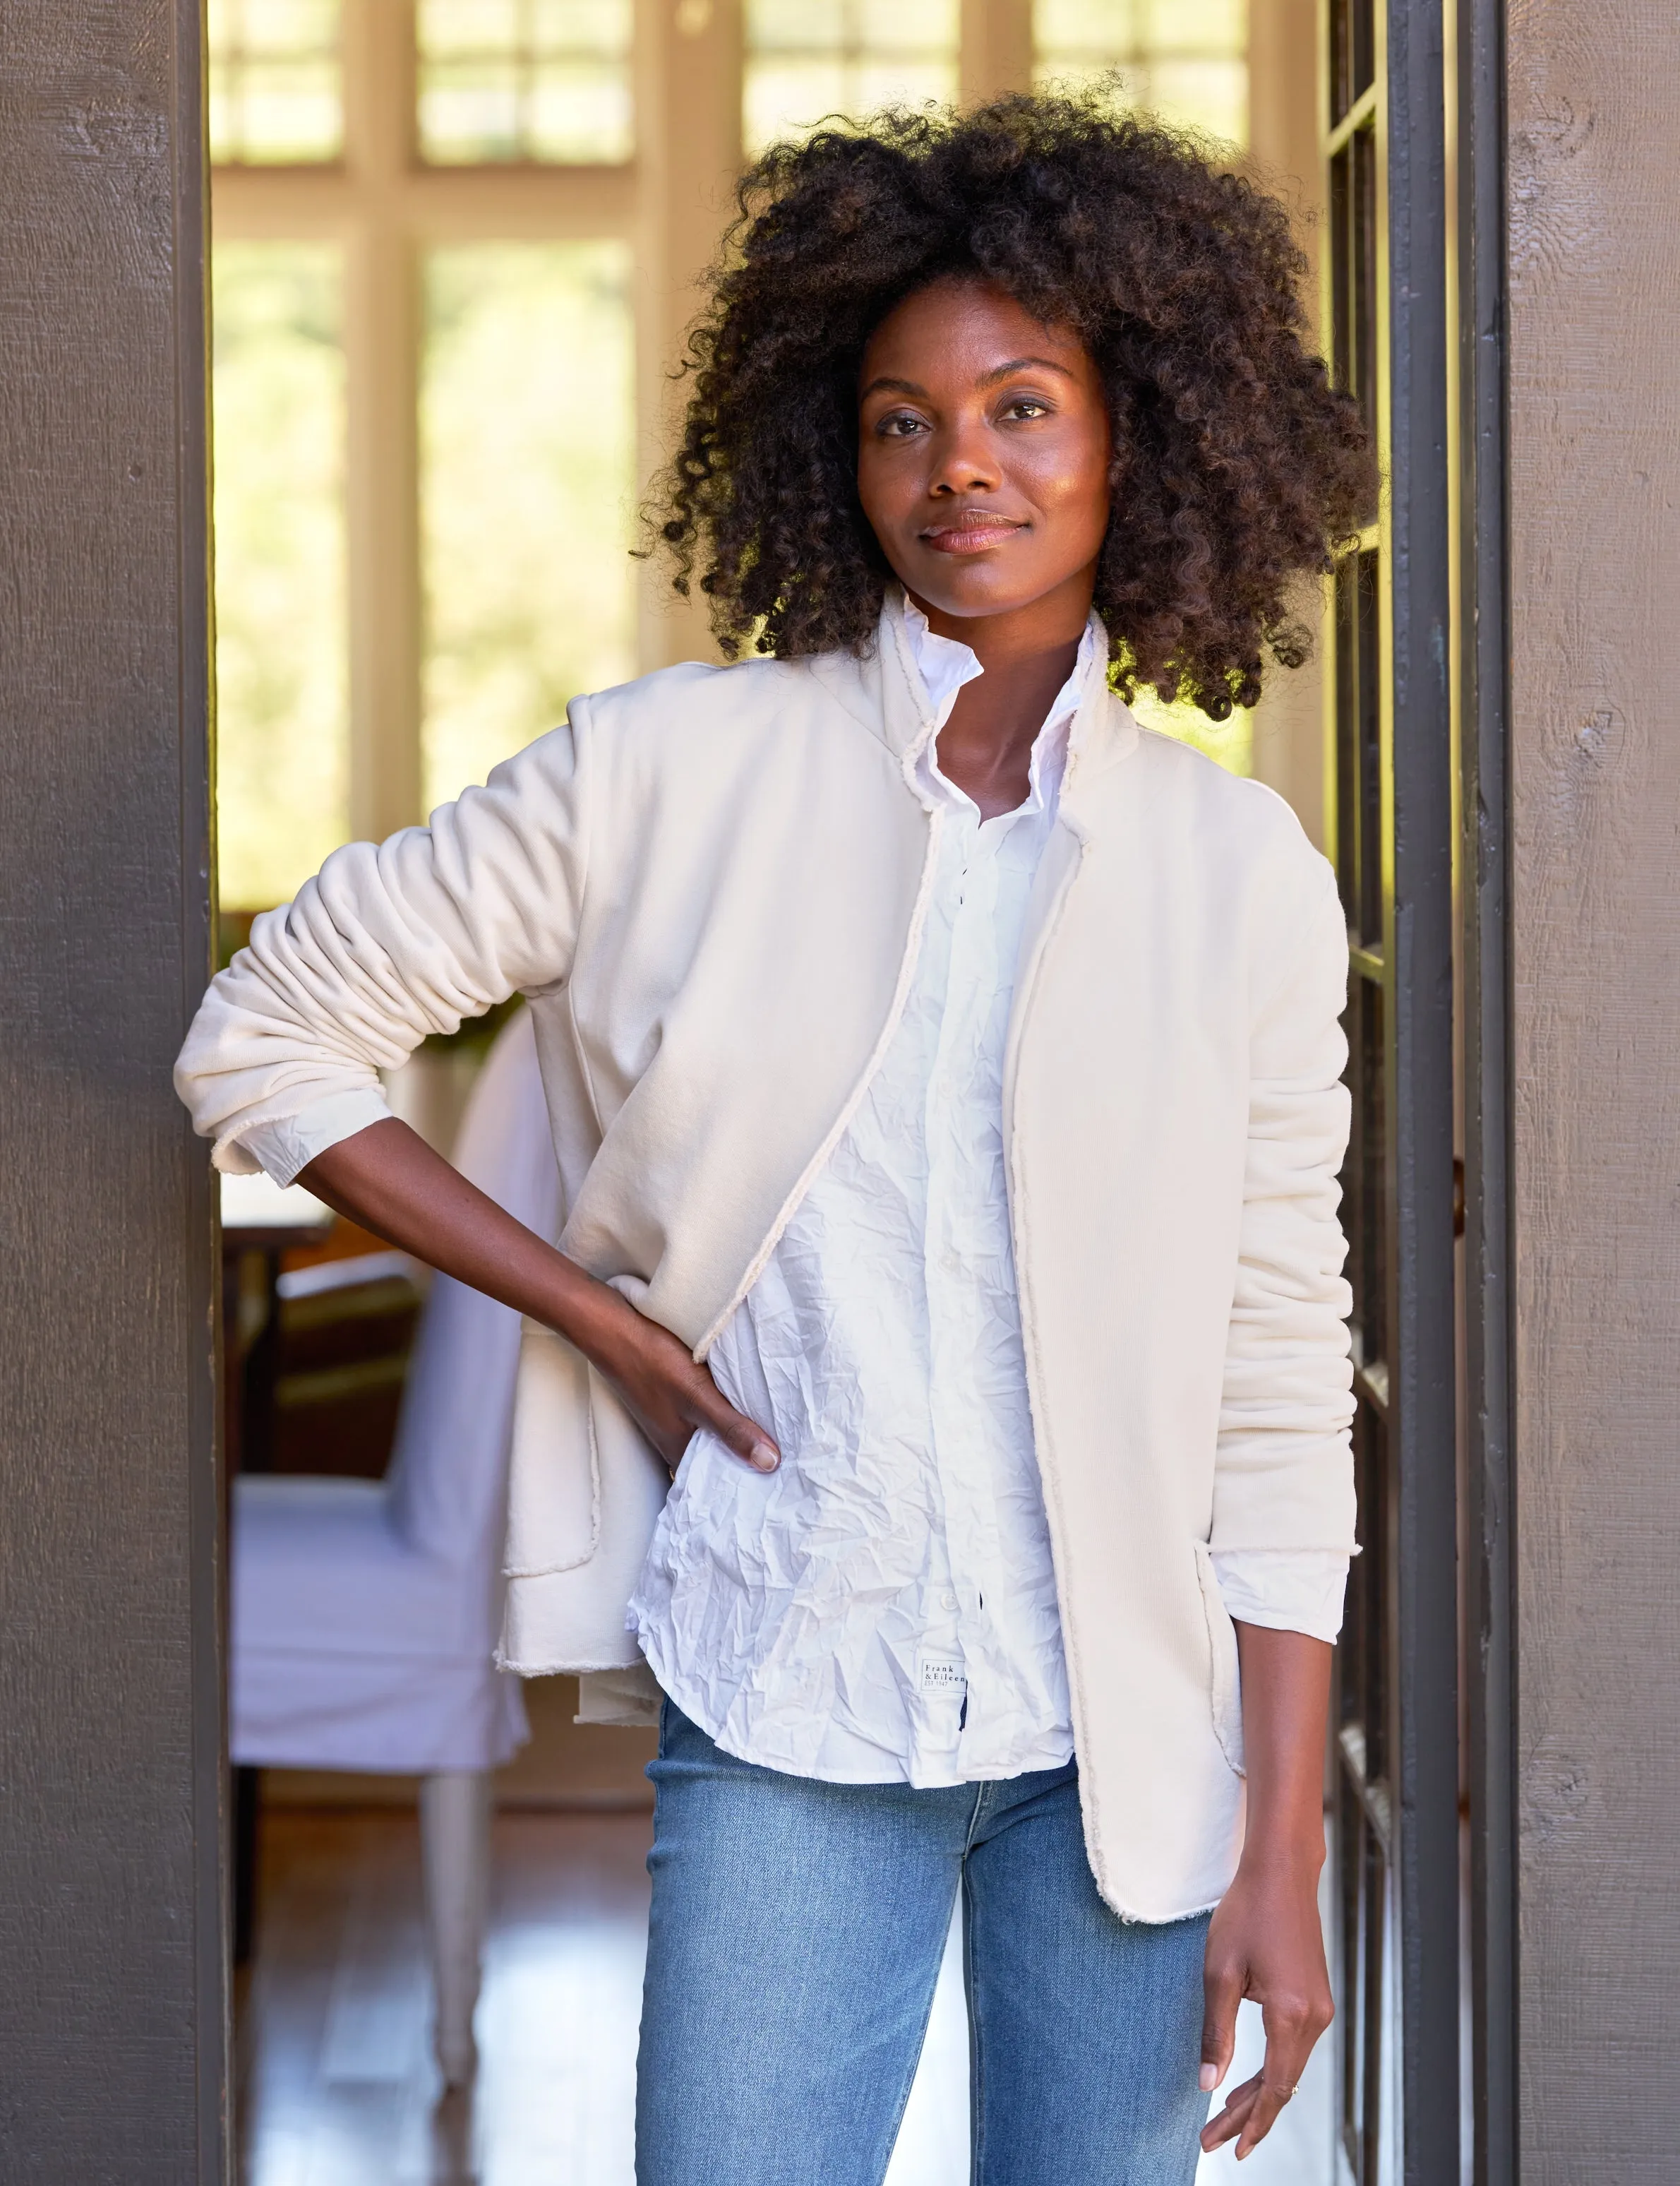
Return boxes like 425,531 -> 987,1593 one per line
929,813 -> 1001,1770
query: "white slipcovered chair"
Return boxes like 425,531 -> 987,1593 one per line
232,1008 -> 556,2084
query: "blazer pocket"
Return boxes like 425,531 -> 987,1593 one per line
503,1320 -> 601,1578
1193,1541 -> 1247,1777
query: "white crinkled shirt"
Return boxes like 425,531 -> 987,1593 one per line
628,606 -> 1349,1786
239,607 -> 1350,1790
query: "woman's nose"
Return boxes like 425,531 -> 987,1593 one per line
926,417 -> 1000,495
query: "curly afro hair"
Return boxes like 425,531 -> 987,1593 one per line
647,90 -> 1371,719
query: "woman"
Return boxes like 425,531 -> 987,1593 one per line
179,96 -> 1368,2182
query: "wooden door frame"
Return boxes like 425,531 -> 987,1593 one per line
1382,0 -> 1463,2180
1452,0 -> 1516,2176
0,1 -> 226,2173
1322,0 -> 1466,2175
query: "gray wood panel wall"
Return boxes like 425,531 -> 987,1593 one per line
0,3 -> 225,2175
1506,4 -> 1680,2173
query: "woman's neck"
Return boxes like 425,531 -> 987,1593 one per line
911,581 -> 1093,822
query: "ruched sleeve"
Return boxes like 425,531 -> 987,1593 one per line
1211,861 -> 1357,1553
174,710 -> 592,1173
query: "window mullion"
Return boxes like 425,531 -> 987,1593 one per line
634,0 -> 743,672
960,0 -> 1033,107
343,0 -> 423,837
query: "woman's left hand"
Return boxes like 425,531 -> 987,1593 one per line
1197,1850 -> 1333,2158
1196,1621 -> 1336,2160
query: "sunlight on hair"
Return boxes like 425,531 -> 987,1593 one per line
1129,683 -> 1254,776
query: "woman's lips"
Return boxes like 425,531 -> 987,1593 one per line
919,514 -> 1026,554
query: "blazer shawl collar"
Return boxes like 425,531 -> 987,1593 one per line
803,590 -> 928,766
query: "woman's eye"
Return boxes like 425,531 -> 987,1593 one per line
878,412 -> 928,438
1002,397 -> 1050,422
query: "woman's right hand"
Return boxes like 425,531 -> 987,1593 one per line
580,1286 -> 781,1476
298,1115 -> 780,1476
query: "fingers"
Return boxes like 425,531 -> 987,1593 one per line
1199,2070 -> 1297,2157
1236,2077 -> 1293,2159
1200,1952 -> 1242,2096
685,1371 -> 780,1474
600,1310 -> 781,1474
1231,1989 -> 1326,2160
1199,1994 -> 1329,2159
1199,2069 -> 1261,2154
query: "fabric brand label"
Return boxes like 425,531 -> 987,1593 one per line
920,1654 -> 966,1694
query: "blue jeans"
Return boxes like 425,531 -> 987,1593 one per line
635,1702 -> 1211,2186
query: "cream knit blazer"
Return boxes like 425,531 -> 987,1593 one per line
176,601 -> 1356,1922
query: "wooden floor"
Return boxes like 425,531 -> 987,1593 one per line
239,1809 -> 645,2186
238,1804 -> 1333,2186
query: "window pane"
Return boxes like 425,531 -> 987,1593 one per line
1140,0 -> 1243,56
1034,0 -> 1137,56
744,0 -> 959,155
1146,58 -> 1247,142
1033,0 -> 1247,149
208,0 -> 342,165
212,242 -> 349,909
417,0 -> 634,163
421,243 -> 636,812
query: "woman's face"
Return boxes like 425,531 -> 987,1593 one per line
856,278 -> 1112,630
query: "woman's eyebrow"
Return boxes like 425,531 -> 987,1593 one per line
860,355 -> 1077,402
978,355 -> 1078,386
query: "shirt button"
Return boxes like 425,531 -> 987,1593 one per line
942,1591 -> 958,1611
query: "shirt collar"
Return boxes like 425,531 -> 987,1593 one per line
899,595 -> 1096,737
900,594 -> 1097,821
820,588 -> 1134,797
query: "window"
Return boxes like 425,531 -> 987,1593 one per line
1033,0 -> 1247,148
417,0 -> 635,165
210,0 -> 1253,914
208,0 -> 342,165
744,0 -> 961,154
212,242 -> 348,905
421,241 -> 635,811
210,4 -> 640,907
